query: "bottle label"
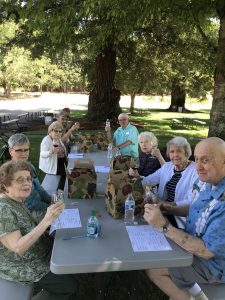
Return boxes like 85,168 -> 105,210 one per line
87,226 -> 96,235
125,203 -> 134,210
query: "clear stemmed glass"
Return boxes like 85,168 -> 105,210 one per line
130,157 -> 140,170
51,193 -> 62,228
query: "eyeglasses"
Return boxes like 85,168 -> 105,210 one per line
118,119 -> 127,121
53,129 -> 62,133
13,176 -> 33,184
13,148 -> 30,153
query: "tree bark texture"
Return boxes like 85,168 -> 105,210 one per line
130,92 -> 136,114
169,79 -> 186,111
87,44 -> 121,121
208,3 -> 225,139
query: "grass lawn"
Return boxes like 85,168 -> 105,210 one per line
0,106 -> 209,299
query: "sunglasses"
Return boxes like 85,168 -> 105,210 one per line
53,129 -> 62,133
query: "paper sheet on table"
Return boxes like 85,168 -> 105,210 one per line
68,153 -> 84,158
49,208 -> 82,234
126,225 -> 172,252
95,166 -> 110,173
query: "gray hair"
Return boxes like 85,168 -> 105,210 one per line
48,121 -> 63,133
8,134 -> 30,149
58,111 -> 68,117
138,132 -> 158,147
118,113 -> 129,120
166,136 -> 192,158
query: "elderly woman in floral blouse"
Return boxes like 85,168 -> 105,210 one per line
0,160 -> 76,299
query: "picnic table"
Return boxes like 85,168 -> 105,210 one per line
1,118 -> 21,132
51,150 -> 193,276
17,112 -> 29,120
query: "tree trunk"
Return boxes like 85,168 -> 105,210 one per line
87,43 -> 121,121
130,92 -> 136,114
208,4 -> 225,139
6,82 -> 11,99
168,79 -> 186,112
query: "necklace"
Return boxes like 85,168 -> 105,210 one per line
175,160 -> 190,172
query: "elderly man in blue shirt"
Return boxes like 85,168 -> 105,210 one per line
144,137 -> 225,300
105,113 -> 139,157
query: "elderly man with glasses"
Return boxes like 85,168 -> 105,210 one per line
8,133 -> 51,221
105,113 -> 139,157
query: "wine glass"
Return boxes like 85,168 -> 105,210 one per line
51,193 -> 62,228
52,139 -> 60,148
151,146 -> 158,159
57,190 -> 65,202
130,157 -> 140,170
51,193 -> 59,204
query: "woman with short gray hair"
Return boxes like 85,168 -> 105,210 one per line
131,131 -> 165,177
8,133 -> 51,221
131,136 -> 198,228
8,133 -> 30,149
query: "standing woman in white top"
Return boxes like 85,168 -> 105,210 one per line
129,136 -> 198,228
39,121 -> 67,191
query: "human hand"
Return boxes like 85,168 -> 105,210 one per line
159,202 -> 176,215
151,147 -> 161,158
105,126 -> 111,132
71,122 -> 80,131
128,167 -> 139,177
44,201 -> 65,225
144,203 -> 166,230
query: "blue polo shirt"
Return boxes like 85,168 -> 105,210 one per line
185,177 -> 225,282
113,123 -> 139,157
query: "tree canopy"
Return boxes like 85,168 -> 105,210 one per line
0,0 -> 225,138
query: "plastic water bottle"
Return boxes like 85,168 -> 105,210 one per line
86,210 -> 100,239
107,143 -> 113,160
124,193 -> 135,225
106,119 -> 110,128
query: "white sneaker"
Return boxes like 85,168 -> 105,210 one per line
195,291 -> 209,300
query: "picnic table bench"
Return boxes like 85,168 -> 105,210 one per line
171,118 -> 183,129
18,112 -> 29,120
1,118 -> 20,131
1,118 -> 28,132
193,119 -> 207,128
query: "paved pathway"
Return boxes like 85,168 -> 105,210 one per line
0,92 -> 212,118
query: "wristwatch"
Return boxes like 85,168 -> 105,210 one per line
162,219 -> 170,233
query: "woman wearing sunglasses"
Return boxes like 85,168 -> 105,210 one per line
39,121 -> 67,191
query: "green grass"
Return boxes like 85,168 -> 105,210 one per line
0,107 -> 210,300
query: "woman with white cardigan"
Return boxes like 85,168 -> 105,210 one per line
39,121 -> 67,191
129,136 -> 198,228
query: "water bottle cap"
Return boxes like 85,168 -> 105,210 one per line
90,210 -> 96,216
